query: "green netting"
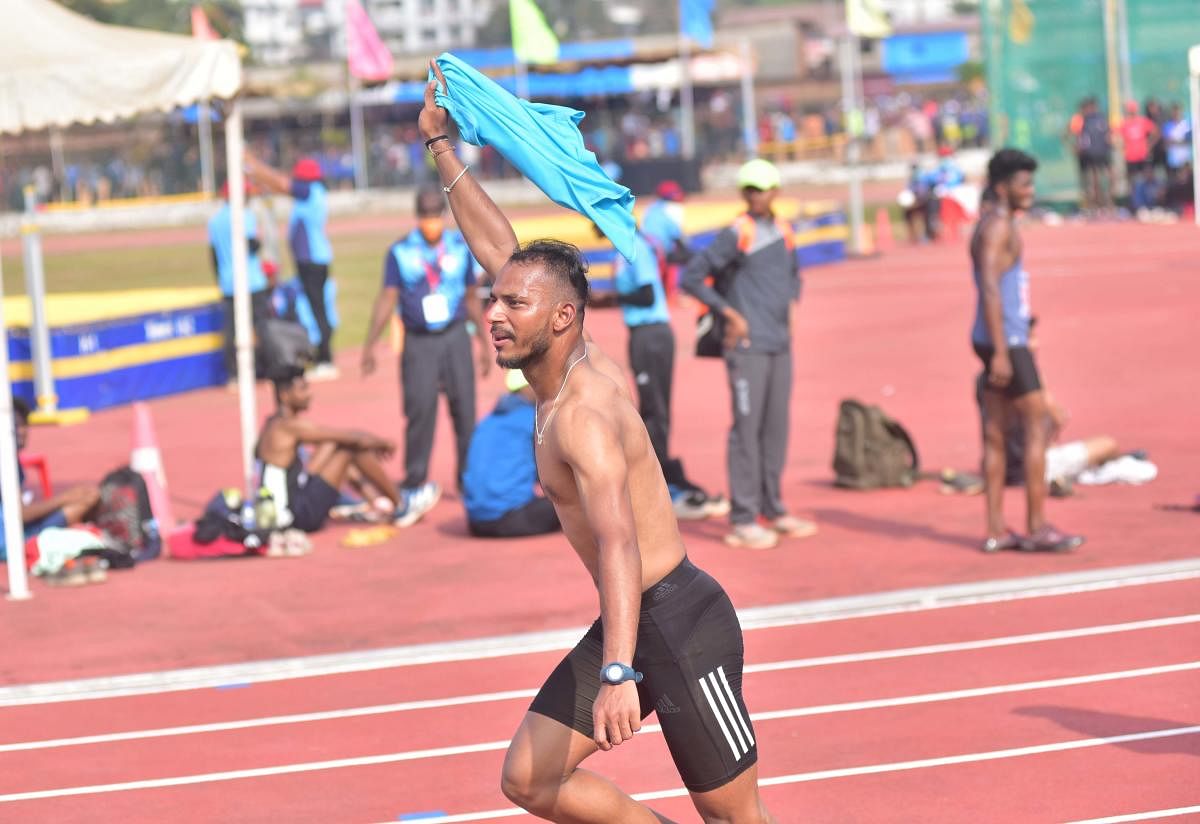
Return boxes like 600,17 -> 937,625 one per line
982,0 -> 1200,200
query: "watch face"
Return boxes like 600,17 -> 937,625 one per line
606,664 -> 623,682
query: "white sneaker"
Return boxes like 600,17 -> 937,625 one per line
395,482 -> 442,527
771,515 -> 819,539
724,523 -> 780,550
307,363 -> 341,382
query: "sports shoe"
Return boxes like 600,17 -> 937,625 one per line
1021,524 -> 1085,553
981,530 -> 1023,553
671,490 -> 710,521
79,555 -> 108,584
395,482 -> 442,528
771,515 -> 818,539
44,560 -> 88,587
702,494 -> 731,519
724,523 -> 780,550
307,362 -> 341,382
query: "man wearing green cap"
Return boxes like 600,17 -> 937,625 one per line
682,159 -> 817,550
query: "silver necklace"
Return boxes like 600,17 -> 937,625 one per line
535,349 -> 588,445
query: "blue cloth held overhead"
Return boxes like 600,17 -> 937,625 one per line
431,52 -> 638,263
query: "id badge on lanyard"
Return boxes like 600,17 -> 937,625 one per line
421,242 -> 451,326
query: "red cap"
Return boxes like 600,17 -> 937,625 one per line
937,144 -> 954,157
656,180 -> 685,202
291,157 -> 322,182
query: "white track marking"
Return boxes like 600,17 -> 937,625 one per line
4,619 -> 1196,753
3,559 -> 1198,707
1,663 -> 1194,801
371,727 -> 1200,824
1065,806 -> 1200,823
743,614 -> 1200,675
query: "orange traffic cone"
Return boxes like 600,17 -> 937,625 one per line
130,402 -> 177,541
874,208 -> 895,254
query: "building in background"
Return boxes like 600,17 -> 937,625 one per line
242,0 -> 495,66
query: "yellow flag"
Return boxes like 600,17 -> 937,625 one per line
510,0 -> 560,65
1009,0 -> 1035,45
846,0 -> 892,39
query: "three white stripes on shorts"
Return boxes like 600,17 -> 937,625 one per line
698,666 -> 755,759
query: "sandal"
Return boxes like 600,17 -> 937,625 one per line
1021,524 -> 1085,553
981,531 -> 1023,553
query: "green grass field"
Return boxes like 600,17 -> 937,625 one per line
2,228 -> 405,354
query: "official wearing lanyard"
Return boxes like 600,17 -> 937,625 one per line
362,186 -> 492,511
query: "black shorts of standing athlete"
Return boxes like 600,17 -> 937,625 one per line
973,343 -> 1042,399
529,556 -> 757,793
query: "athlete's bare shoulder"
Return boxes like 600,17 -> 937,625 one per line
584,339 -> 633,403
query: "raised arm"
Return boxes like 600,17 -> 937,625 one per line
243,152 -> 292,196
557,405 -> 642,751
418,61 -> 519,279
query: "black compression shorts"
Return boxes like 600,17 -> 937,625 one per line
529,557 -> 757,793
973,343 -> 1042,399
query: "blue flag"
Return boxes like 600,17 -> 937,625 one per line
680,0 -> 714,49
432,53 -> 637,262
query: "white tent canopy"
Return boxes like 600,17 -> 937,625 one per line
2,0 -> 253,601
0,0 -> 240,134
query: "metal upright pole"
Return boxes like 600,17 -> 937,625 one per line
840,34 -> 864,256
349,78 -> 369,190
514,60 -> 531,101
1191,66 -> 1200,227
198,101 -> 216,196
739,38 -> 758,159
0,252 -> 32,601
679,30 -> 697,160
20,187 -> 58,416
223,99 -> 258,494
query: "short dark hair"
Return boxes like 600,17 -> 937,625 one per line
270,364 -> 307,403
11,397 -> 30,422
415,186 -> 446,217
509,239 -> 590,317
987,148 -> 1038,189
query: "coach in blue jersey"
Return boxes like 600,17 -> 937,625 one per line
207,181 -> 271,378
362,186 -> 492,512
245,154 -> 338,377
970,149 -> 1084,554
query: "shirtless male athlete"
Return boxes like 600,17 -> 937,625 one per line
257,365 -> 425,531
970,148 -> 1084,553
419,63 -> 774,823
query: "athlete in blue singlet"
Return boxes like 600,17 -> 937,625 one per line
970,149 -> 1084,554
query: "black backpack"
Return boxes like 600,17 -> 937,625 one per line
95,466 -> 162,567
259,317 -> 314,374
832,399 -> 919,490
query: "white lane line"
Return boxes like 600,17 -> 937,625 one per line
743,614 -> 1200,675
1,662 -> 1194,801
4,617 -> 1196,753
3,559 -> 1197,707
0,690 -> 538,754
1066,806 -> 1200,823
376,726 -> 1200,824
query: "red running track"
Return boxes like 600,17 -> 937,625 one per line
1,576 -> 1197,823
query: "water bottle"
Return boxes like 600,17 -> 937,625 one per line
240,498 -> 257,532
255,487 -> 277,531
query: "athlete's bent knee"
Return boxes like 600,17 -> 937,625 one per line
499,761 -> 558,815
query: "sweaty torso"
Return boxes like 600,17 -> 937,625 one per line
256,415 -> 300,469
535,362 -> 686,591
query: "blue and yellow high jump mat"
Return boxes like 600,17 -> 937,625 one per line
510,198 -> 847,291
4,286 -> 225,413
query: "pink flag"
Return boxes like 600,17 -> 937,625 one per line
190,5 -> 219,41
346,0 -> 394,82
